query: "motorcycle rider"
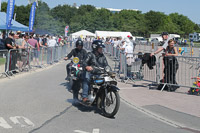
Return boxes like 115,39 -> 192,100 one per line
82,40 -> 109,102
64,39 -> 87,80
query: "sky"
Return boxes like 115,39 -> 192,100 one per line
2,0 -> 200,24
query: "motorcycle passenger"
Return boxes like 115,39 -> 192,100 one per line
64,39 -> 87,80
82,40 -> 109,102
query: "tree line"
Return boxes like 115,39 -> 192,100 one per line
1,1 -> 200,37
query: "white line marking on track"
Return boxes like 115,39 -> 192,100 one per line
0,117 -> 12,129
92,129 -> 100,133
74,130 -> 90,133
10,116 -> 35,128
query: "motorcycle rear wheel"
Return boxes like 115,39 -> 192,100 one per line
102,90 -> 120,118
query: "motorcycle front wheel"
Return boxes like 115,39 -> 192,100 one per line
102,90 -> 120,118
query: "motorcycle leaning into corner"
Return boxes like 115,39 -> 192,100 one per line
69,57 -> 120,118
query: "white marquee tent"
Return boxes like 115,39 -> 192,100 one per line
71,30 -> 96,39
95,31 -> 132,38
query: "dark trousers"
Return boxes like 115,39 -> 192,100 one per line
127,65 -> 132,77
66,62 -> 73,76
72,79 -> 81,99
163,57 -> 178,84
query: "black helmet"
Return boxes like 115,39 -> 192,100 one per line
76,40 -> 83,47
92,40 -> 105,51
161,32 -> 168,36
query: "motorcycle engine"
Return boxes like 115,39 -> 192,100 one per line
88,94 -> 95,103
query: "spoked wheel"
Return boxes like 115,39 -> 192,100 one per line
102,90 -> 120,118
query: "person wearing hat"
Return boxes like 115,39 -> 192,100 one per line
5,32 -> 18,72
150,32 -> 170,56
5,32 -> 16,50
127,35 -> 131,38
17,31 -> 21,35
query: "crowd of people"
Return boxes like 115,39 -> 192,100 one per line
0,31 -> 72,73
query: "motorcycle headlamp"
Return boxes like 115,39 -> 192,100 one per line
105,66 -> 112,72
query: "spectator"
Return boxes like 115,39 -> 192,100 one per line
163,39 -> 179,91
17,35 -> 33,71
28,35 -> 40,66
125,37 -> 134,51
15,34 -> 24,71
42,35 -> 47,46
5,32 -> 16,50
117,36 -> 122,47
129,36 -> 136,52
120,40 -> 126,51
58,36 -> 62,45
125,42 -> 134,78
165,39 -> 178,56
151,32 -> 170,56
127,36 -> 134,48
47,36 -> 57,64
35,34 -> 43,63
5,32 -> 16,72
60,39 -> 64,46
113,38 -> 118,48
48,36 -> 57,47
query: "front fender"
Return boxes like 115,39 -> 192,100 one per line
108,85 -> 120,91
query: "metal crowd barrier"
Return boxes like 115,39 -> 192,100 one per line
0,50 -> 9,77
158,55 -> 200,91
0,45 -> 69,78
97,40 -> 200,93
104,44 -> 153,82
102,44 -> 172,87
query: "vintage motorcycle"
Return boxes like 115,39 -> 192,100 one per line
70,57 -> 120,118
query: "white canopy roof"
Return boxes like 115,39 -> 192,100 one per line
95,31 -> 132,38
71,30 -> 96,37
169,34 -> 180,38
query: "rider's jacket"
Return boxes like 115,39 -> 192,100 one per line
83,51 -> 109,71
67,48 -> 87,64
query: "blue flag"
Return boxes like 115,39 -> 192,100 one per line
29,2 -> 36,32
6,0 -> 15,29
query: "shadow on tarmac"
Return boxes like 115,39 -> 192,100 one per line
60,81 -> 73,93
61,81 -> 116,119
66,99 -> 103,116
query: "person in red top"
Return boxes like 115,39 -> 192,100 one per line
58,36 -> 62,45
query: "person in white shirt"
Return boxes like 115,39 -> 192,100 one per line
150,32 -> 172,56
113,38 -> 118,48
125,43 -> 134,66
120,40 -> 126,51
47,36 -> 57,64
48,36 -> 57,47
125,43 -> 134,78
117,36 -> 122,47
